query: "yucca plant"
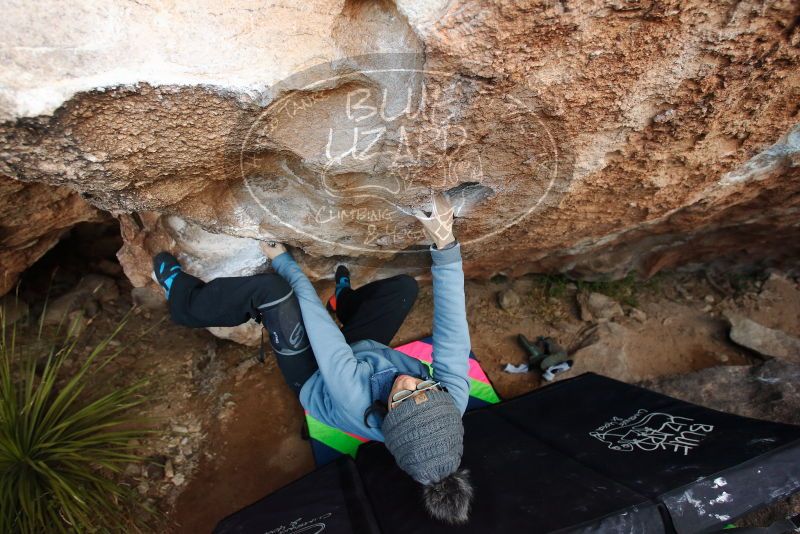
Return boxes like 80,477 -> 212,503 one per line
0,314 -> 151,533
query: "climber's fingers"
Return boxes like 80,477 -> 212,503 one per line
413,192 -> 456,249
412,192 -> 454,223
430,192 -> 454,223
260,240 -> 287,260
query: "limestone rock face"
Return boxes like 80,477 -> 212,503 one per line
1,0 -> 800,300
0,175 -> 100,295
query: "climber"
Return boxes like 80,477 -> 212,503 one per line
152,193 -> 474,525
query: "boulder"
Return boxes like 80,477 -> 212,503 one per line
1,1 -> 800,345
561,302 -> 744,384
564,321 -> 632,381
745,272 -> 800,338
0,175 -> 100,296
726,313 -> 800,363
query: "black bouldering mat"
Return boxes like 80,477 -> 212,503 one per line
493,373 -> 800,532
214,373 -> 800,534
356,408 -> 663,533
214,456 -> 381,534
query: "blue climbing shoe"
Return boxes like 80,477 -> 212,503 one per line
153,252 -> 182,299
326,265 -> 350,312
334,265 -> 350,297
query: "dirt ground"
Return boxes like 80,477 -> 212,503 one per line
397,272 -> 758,398
6,223 -> 799,532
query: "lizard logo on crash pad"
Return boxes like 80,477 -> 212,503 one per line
590,409 -> 714,455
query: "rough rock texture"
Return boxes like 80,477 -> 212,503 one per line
1,0 -> 800,301
735,272 -> 800,338
0,174 -> 100,295
577,291 -> 624,322
726,313 -> 800,363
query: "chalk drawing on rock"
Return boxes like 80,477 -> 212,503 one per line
240,53 -> 569,254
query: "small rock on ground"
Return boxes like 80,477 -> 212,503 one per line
578,292 -> 623,322
131,286 -> 166,310
726,313 -> 800,363
145,455 -> 167,480
628,307 -> 647,323
43,274 -> 119,325
497,289 -> 521,311
164,459 -> 175,479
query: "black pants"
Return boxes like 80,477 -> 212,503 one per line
169,271 -> 418,392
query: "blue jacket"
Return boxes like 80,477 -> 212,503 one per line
271,244 -> 471,441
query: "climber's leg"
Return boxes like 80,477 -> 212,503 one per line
337,274 -> 419,346
164,263 -> 318,395
256,284 -> 319,394
167,270 -> 289,328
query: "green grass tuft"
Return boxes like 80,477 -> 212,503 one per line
576,273 -> 641,307
529,272 -> 664,308
0,315 -> 152,533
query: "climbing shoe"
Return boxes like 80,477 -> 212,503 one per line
152,252 -> 182,299
326,265 -> 350,313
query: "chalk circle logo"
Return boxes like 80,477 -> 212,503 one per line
590,409 -> 715,456
241,54 -> 565,254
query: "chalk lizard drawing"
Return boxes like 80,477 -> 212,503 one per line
590,409 -> 714,455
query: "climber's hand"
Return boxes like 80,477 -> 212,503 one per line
260,241 -> 287,260
412,192 -> 456,250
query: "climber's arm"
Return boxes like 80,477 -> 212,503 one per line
269,248 -> 366,404
429,242 -> 471,414
412,193 -> 471,414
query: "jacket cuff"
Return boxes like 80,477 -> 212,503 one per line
430,241 -> 461,266
270,251 -> 293,273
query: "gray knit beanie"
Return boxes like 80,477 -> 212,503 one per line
382,389 -> 474,524
382,388 -> 463,484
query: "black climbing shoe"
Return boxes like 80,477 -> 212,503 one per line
152,252 -> 182,299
